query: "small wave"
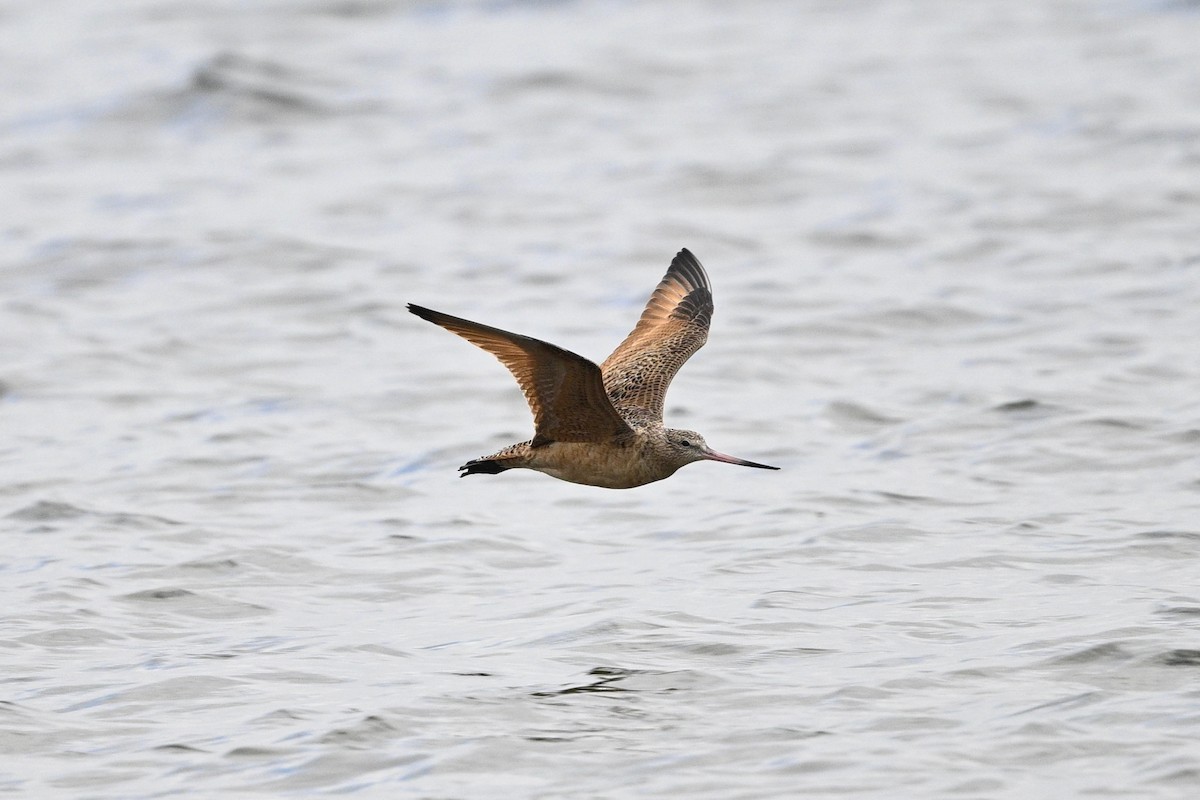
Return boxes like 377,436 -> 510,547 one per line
107,52 -> 378,129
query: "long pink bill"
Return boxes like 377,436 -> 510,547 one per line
703,448 -> 780,470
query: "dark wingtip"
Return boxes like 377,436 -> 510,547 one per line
669,248 -> 711,292
407,303 -> 436,321
672,248 -> 699,268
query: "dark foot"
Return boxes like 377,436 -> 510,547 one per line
458,459 -> 510,477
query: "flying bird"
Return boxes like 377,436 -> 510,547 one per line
408,248 -> 779,489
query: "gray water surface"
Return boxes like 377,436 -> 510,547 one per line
3,1 -> 1200,797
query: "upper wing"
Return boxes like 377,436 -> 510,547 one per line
599,248 -> 713,421
408,304 -> 633,444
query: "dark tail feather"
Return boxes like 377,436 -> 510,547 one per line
458,459 -> 511,477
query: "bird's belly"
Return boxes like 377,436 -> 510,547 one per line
529,441 -> 670,490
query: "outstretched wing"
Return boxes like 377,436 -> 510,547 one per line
600,248 -> 713,421
408,304 -> 633,445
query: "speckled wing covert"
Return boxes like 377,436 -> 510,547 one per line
600,248 -> 713,421
408,304 -> 634,445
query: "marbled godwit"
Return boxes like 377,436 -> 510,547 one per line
408,248 -> 779,489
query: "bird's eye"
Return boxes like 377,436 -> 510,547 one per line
681,439 -> 692,448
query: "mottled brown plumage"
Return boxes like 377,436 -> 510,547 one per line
408,248 -> 778,489
602,249 -> 712,422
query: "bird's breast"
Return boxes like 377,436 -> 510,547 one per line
527,439 -> 675,489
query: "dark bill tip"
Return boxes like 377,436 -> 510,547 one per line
703,449 -> 780,470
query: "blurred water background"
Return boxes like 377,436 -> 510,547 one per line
3,0 -> 1200,797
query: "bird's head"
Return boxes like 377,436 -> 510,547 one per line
662,428 -> 779,472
